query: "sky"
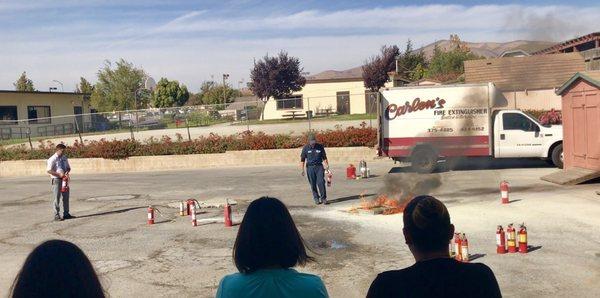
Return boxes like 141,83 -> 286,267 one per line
0,0 -> 599,92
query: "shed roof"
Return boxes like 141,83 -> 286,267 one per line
556,71 -> 600,95
464,52 -> 586,91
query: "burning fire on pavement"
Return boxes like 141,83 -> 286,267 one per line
349,192 -> 412,215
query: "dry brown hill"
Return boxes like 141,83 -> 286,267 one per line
308,39 -> 556,80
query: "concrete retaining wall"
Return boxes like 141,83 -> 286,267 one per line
0,147 -> 377,178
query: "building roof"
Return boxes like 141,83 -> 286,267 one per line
464,53 -> 586,91
226,96 -> 261,110
0,90 -> 89,96
556,71 -> 600,95
532,32 -> 600,55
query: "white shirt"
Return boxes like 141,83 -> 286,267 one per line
46,153 -> 71,179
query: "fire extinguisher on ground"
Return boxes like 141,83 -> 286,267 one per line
147,206 -> 155,225
518,223 -> 528,253
507,223 -> 517,253
346,164 -> 356,179
500,181 -> 509,204
453,233 -> 462,261
496,225 -> 507,254
461,234 -> 470,262
224,199 -> 233,227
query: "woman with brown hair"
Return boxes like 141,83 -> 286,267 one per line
367,195 -> 501,298
216,196 -> 328,298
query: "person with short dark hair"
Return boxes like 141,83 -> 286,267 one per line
300,134 -> 329,205
367,195 -> 501,298
216,197 -> 328,298
10,239 -> 105,298
46,143 -> 74,221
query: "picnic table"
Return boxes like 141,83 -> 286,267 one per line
282,110 -> 306,120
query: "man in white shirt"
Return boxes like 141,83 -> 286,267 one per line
46,144 -> 73,221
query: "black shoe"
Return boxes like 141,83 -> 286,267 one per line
323,200 -> 330,205
62,214 -> 75,220
54,215 -> 61,221
315,200 -> 323,205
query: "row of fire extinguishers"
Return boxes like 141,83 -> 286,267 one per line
147,198 -> 234,227
496,223 -> 528,254
450,233 -> 470,262
346,160 -> 370,180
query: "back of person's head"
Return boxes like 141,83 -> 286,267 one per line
233,196 -> 313,273
403,195 -> 453,253
10,239 -> 105,298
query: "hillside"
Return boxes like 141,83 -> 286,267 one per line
308,39 -> 556,80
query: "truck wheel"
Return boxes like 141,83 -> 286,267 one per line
551,144 -> 563,169
411,147 -> 437,173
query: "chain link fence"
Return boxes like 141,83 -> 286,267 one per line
0,92 -> 379,148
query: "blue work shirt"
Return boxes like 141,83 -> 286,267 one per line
301,143 -> 327,166
216,268 -> 329,298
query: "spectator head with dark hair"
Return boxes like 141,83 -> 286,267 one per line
367,195 -> 501,298
217,196 -> 328,298
10,239 -> 105,298
402,195 -> 454,259
55,143 -> 66,156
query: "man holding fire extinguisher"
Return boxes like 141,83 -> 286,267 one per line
46,143 -> 74,221
300,134 -> 330,205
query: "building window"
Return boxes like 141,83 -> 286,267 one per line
28,106 -> 51,124
336,91 -> 350,115
276,95 -> 303,110
0,106 -> 18,125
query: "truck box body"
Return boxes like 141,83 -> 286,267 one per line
380,83 -> 500,158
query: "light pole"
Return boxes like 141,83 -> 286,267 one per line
222,73 -> 229,108
52,80 -> 64,92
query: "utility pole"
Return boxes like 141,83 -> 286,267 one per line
222,73 -> 229,108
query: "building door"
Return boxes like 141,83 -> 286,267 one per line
74,106 -> 83,132
570,87 -> 600,169
336,91 -> 350,115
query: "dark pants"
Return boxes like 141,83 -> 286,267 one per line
306,164 -> 326,203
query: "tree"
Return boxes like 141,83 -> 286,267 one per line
151,78 -> 190,108
200,84 -> 241,107
396,40 -> 427,81
90,59 -> 146,112
249,51 -> 306,119
362,45 -> 400,91
425,35 -> 480,82
14,72 -> 35,91
75,77 -> 94,94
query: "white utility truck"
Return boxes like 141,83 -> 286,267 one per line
378,83 -> 563,173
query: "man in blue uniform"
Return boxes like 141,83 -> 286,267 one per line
300,134 -> 330,205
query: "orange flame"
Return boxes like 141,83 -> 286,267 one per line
356,193 -> 411,215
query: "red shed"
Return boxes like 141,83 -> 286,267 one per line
556,71 -> 600,171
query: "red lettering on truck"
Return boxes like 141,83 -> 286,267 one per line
386,97 -> 446,120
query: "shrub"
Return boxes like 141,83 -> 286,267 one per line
538,109 -> 562,125
0,125 -> 377,161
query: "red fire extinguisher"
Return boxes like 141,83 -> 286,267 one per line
224,199 -> 233,227
186,199 -> 195,216
326,169 -> 333,187
61,175 -> 69,193
500,181 -> 509,204
461,233 -> 469,262
346,164 -> 356,179
496,225 -> 507,254
191,203 -> 197,227
147,206 -> 155,225
453,233 -> 462,261
518,223 -> 528,253
507,223 -> 517,253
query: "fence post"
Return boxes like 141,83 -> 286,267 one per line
129,120 -> 135,141
185,118 -> 191,141
73,117 -> 84,145
27,127 -> 33,150
369,93 -> 373,128
307,97 -> 312,132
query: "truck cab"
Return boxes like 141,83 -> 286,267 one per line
492,110 -> 563,168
